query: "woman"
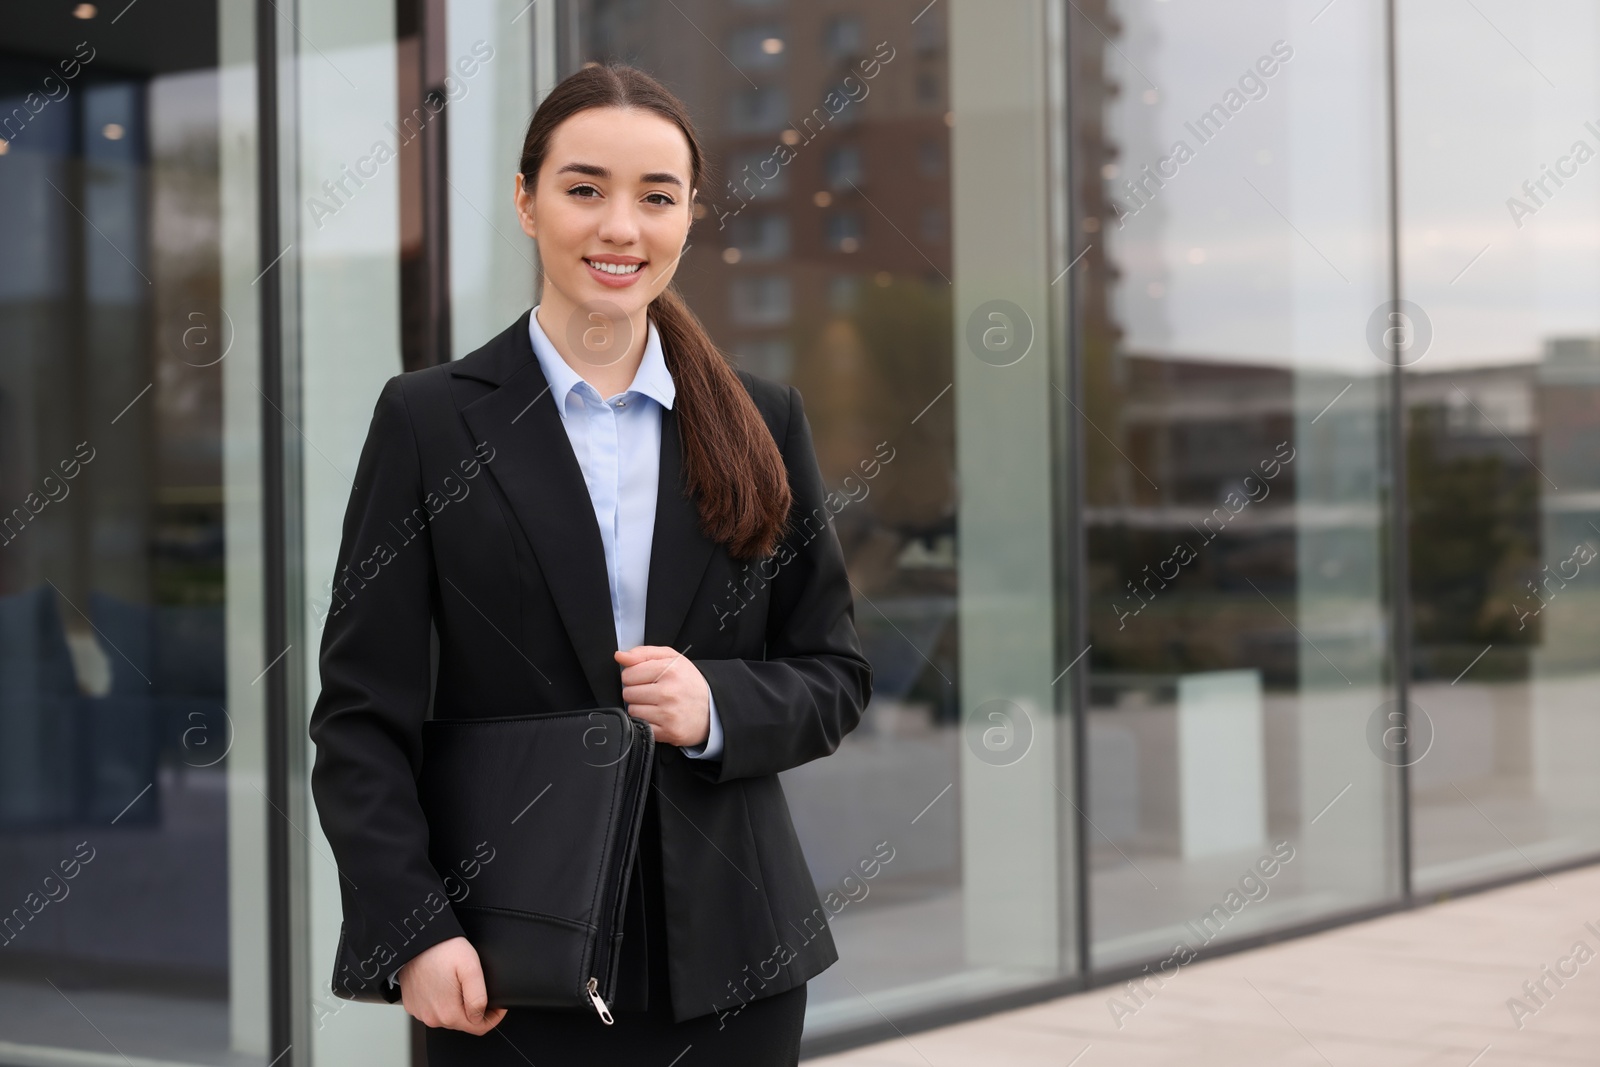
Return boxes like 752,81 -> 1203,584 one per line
307,63 -> 873,1066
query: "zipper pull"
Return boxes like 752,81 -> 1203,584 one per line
586,976 -> 614,1025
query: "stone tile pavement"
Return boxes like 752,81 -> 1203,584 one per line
808,863 -> 1600,1066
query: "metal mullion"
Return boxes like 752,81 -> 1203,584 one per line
1384,0 -> 1414,904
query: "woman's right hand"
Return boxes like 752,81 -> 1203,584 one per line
397,936 -> 508,1034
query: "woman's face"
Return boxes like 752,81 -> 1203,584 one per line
515,106 -> 696,327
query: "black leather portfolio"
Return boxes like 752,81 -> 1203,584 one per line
332,706 -> 655,1023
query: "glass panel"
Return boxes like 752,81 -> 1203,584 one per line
1399,0 -> 1600,890
1070,0 -> 1401,969
292,3 -> 408,1062
0,2 -> 271,1064
445,0 -> 539,357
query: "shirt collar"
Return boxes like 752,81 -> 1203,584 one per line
527,305 -> 676,417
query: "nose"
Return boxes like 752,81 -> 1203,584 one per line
595,196 -> 641,246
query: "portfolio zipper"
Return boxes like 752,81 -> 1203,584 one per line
583,715 -> 652,1024
586,976 -> 613,1024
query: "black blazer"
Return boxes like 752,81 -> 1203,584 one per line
308,308 -> 873,1023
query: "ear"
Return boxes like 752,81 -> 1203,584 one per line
515,173 -> 536,239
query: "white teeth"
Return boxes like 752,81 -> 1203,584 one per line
588,259 -> 643,275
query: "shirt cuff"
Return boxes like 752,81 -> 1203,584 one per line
682,682 -> 724,760
388,965 -> 402,989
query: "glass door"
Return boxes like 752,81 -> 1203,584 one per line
0,1 -> 273,1063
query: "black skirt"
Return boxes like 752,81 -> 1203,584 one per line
424,782 -> 808,1066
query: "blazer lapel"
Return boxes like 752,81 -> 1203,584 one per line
454,310 -> 717,710
458,323 -> 620,707
642,402 -> 716,651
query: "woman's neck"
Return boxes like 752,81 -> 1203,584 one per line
535,297 -> 651,401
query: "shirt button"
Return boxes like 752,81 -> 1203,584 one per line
615,399 -> 626,408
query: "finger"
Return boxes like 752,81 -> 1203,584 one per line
621,671 -> 663,695
624,701 -> 662,724
438,988 -> 468,1031
617,657 -> 661,685
620,651 -> 692,687
624,709 -> 668,744
631,657 -> 680,687
621,645 -> 678,661
653,649 -> 692,681
457,1009 -> 505,1035
458,959 -> 492,1030
617,656 -> 648,676
630,675 -> 678,699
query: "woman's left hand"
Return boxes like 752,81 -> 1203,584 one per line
615,645 -> 711,749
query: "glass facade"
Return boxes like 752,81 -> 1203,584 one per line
0,0 -> 1596,1063
1398,0 -> 1600,890
1070,0 -> 1399,968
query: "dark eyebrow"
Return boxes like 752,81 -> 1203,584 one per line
555,161 -> 685,189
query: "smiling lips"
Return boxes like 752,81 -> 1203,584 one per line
586,257 -> 644,274
584,256 -> 646,288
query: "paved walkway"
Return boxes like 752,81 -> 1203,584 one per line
809,863 -> 1600,1066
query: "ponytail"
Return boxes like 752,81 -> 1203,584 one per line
649,285 -> 791,561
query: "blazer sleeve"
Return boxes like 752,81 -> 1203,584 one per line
689,384 -> 874,783
681,685 -> 724,760
308,374 -> 466,1003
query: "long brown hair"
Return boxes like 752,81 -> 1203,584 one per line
519,63 -> 791,562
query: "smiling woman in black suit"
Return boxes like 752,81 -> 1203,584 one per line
307,63 -> 873,1066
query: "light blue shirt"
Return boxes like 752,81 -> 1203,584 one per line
527,305 -> 724,762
